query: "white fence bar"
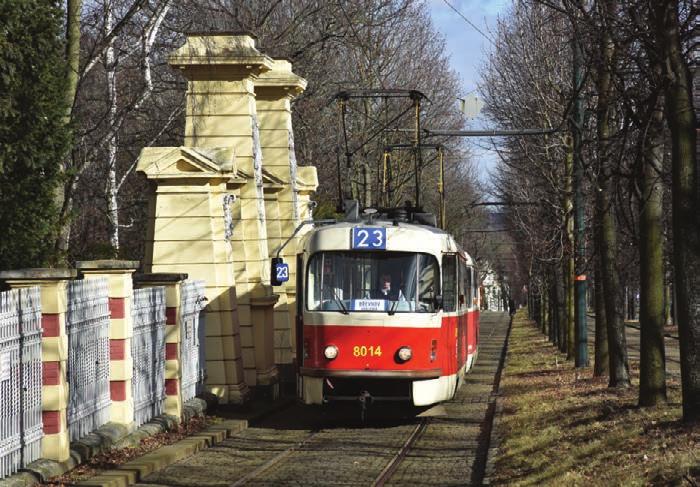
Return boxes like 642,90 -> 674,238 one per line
18,288 -> 42,469
0,289 -> 22,478
131,287 -> 166,427
179,281 -> 206,403
0,287 -> 42,479
66,279 -> 111,441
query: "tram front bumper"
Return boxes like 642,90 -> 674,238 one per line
299,368 -> 443,405
299,367 -> 441,379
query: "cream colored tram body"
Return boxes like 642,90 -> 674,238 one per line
294,219 -> 480,407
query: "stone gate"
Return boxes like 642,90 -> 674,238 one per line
136,33 -> 317,404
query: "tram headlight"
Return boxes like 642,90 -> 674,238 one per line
397,346 -> 412,362
324,345 -> 339,360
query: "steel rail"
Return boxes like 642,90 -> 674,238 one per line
227,418 -> 430,486
228,430 -> 320,487
371,418 -> 429,487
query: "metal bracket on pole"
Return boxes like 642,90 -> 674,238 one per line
275,219 -> 336,259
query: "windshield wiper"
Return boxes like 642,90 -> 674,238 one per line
388,299 -> 399,316
331,289 -> 349,315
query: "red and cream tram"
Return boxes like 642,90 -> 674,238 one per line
280,215 -> 480,408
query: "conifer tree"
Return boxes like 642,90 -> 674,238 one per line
0,0 -> 70,269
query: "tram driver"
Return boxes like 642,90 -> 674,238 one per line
372,273 -> 405,301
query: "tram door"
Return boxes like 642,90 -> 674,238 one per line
295,253 -> 305,374
443,255 -> 462,369
458,260 -> 466,368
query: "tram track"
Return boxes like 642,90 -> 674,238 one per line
224,417 -> 433,487
228,429 -> 320,487
136,312 -> 512,487
231,314 -> 511,487
225,317 -> 512,486
372,418 -> 429,487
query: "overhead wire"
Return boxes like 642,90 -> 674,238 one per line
337,1 -> 387,89
441,0 -> 497,48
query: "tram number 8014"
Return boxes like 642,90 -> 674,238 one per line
353,345 -> 382,357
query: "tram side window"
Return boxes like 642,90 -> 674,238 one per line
464,263 -> 472,309
417,254 -> 439,312
457,261 -> 464,311
307,254 -> 322,310
442,255 -> 456,312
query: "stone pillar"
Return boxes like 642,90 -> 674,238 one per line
137,147 -> 248,404
290,166 -> 319,333
133,273 -> 188,418
0,269 -> 76,462
75,260 -> 138,427
171,33 -> 281,396
139,33 -> 286,401
296,167 -> 319,223
251,294 -> 279,397
254,59 -> 308,377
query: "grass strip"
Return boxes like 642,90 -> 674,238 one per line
492,312 -> 699,486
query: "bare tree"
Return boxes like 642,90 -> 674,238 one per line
649,0 -> 699,423
63,0 -> 482,259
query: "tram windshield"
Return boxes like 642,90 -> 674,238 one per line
306,251 -> 440,313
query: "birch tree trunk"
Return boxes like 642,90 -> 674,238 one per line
105,2 -> 119,256
664,278 -> 672,326
55,0 -> 171,258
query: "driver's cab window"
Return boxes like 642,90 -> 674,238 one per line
307,252 -> 438,313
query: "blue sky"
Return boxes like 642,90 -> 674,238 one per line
427,0 -> 511,185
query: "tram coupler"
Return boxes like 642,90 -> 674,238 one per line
359,390 -> 372,422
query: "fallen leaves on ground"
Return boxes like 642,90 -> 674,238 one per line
492,312 -> 699,486
42,415 -> 210,486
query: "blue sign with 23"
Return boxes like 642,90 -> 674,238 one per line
352,227 -> 386,250
274,263 -> 289,283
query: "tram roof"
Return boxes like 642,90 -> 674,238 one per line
299,220 -> 474,265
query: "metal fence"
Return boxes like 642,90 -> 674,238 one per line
0,287 -> 42,479
180,281 -> 206,402
66,279 -> 111,441
131,287 -> 166,427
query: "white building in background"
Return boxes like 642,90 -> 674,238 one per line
481,261 -> 509,311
